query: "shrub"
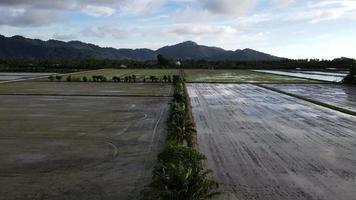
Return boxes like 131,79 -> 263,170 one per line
48,75 -> 54,81
82,76 -> 88,82
66,76 -> 72,82
342,65 -> 356,84
142,75 -> 219,200
55,75 -> 62,81
142,143 -> 219,200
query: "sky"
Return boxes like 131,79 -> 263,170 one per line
0,0 -> 355,59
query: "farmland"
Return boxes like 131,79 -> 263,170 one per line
184,69 -> 320,83
188,83 -> 356,200
0,72 -> 54,82
0,72 -> 172,200
1,68 -> 356,200
261,84 -> 356,113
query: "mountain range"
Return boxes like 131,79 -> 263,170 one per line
0,35 -> 280,61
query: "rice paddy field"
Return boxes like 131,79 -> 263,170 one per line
262,84 -> 356,113
187,83 -> 356,200
0,71 -> 172,200
1,68 -> 355,200
0,72 -> 54,82
184,69 -> 320,83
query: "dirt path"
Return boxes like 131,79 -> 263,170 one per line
187,83 -> 356,200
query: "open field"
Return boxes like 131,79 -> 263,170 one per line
0,81 -> 172,200
262,84 -> 356,113
184,69 -> 319,83
187,83 -> 356,200
0,72 -> 54,81
254,70 -> 346,82
0,82 -> 172,97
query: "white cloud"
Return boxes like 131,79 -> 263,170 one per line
286,0 -> 356,22
121,0 -> 165,15
0,7 -> 60,27
81,25 -> 130,39
82,5 -> 116,17
270,0 -> 296,9
170,7 -> 216,23
165,24 -> 237,36
199,0 -> 259,16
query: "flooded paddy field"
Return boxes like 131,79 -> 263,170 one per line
0,82 -> 172,200
254,70 -> 346,82
187,83 -> 356,200
0,82 -> 173,97
184,69 -> 318,83
0,72 -> 54,81
262,84 -> 356,113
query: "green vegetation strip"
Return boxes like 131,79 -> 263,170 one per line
256,84 -> 356,117
141,76 -> 220,200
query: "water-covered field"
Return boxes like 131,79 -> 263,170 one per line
188,83 -> 356,200
0,72 -> 54,82
0,80 -> 172,200
262,84 -> 356,113
254,70 -> 346,82
184,70 -> 318,83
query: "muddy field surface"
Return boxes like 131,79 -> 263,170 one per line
262,84 -> 356,113
187,83 -> 356,200
0,83 -> 172,200
0,82 -> 172,97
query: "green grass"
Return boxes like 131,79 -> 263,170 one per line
184,69 -> 320,83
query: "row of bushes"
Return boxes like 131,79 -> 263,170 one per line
342,65 -> 356,84
48,75 -> 173,83
142,76 -> 219,200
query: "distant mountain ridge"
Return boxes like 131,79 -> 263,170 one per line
0,35 -> 280,61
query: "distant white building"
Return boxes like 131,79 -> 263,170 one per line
120,64 -> 127,68
176,61 -> 181,66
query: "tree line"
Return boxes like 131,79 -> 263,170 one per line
141,75 -> 220,199
1,56 -> 355,72
48,74 -> 173,83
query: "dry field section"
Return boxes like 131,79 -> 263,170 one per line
0,81 -> 172,200
188,83 -> 356,200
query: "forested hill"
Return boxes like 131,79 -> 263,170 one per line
0,35 -> 280,61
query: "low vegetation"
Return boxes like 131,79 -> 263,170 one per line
48,74 -> 173,83
141,75 -> 219,200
